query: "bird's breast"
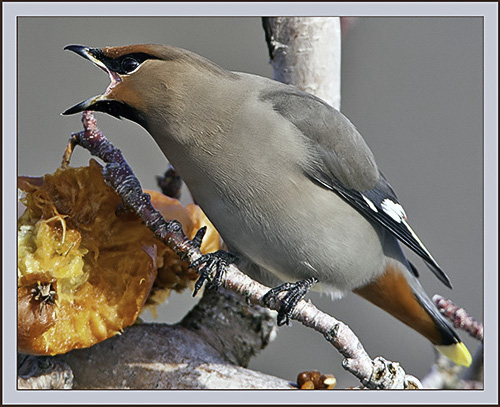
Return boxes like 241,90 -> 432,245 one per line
146,84 -> 386,292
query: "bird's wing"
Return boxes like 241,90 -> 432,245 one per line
261,87 -> 452,288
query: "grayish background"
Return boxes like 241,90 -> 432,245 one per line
17,17 -> 483,389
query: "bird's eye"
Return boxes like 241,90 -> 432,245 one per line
121,57 -> 140,74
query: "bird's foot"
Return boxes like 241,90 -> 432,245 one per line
190,249 -> 236,297
263,277 -> 319,326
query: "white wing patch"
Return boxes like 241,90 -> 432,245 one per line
362,194 -> 378,212
381,199 -> 440,270
381,198 -> 407,223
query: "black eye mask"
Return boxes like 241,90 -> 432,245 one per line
89,49 -> 158,75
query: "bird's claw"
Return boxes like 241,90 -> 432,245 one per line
191,226 -> 207,250
190,250 -> 236,297
263,277 -> 319,326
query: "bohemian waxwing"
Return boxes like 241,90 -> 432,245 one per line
63,44 -> 472,366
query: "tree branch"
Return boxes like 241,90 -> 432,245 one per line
262,17 -> 341,110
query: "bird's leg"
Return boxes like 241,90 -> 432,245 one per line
263,277 -> 319,326
190,250 -> 237,297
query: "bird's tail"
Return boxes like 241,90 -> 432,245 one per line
354,259 -> 472,367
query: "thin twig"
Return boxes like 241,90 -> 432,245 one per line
64,111 -> 421,389
433,295 -> 483,342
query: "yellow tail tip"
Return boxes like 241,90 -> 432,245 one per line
435,342 -> 472,367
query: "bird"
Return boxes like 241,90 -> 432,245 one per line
62,44 -> 472,367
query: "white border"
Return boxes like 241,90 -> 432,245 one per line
3,2 -> 498,405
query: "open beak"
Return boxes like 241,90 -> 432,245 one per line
62,45 -> 122,115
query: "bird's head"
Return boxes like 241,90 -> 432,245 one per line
62,44 -> 235,130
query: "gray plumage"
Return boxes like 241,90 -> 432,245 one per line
62,44 -> 471,365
